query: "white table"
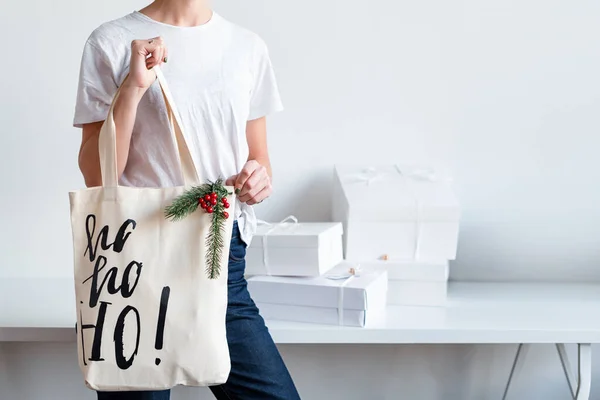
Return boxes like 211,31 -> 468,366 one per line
1,278 -> 599,399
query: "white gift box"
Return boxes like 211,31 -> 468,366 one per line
383,260 -> 449,307
332,165 -> 460,262
247,262 -> 388,327
386,260 -> 449,281
245,221 -> 344,277
387,281 -> 447,307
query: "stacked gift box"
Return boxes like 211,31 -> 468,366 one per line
332,165 -> 460,307
378,259 -> 449,306
245,164 -> 460,327
244,220 -> 344,277
245,221 -> 387,327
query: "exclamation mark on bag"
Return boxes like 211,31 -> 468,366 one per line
154,286 -> 170,366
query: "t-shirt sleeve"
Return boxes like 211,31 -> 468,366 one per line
73,38 -> 118,128
248,37 -> 283,121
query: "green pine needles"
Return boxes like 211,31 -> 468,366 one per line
206,208 -> 226,279
165,179 -> 232,279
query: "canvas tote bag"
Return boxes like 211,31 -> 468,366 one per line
69,67 -> 234,391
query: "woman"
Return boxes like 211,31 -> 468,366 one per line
74,1 -> 300,399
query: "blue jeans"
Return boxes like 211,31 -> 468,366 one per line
97,222 -> 301,400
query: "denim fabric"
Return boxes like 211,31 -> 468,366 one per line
97,222 -> 300,400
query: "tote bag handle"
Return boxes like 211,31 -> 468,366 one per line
98,66 -> 200,188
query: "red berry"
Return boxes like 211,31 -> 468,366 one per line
221,197 -> 228,204
223,211 -> 229,219
224,202 -> 230,209
204,194 -> 211,201
211,192 -> 217,198
207,207 -> 214,214
211,198 -> 217,206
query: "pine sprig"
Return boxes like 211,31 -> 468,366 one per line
164,179 -> 232,280
164,184 -> 210,221
206,210 -> 226,279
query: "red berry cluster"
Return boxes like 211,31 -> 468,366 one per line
198,192 -> 230,219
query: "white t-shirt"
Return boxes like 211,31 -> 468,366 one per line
74,11 -> 283,245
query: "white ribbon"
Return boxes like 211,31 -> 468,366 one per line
345,165 -> 446,186
326,265 -> 362,326
256,215 -> 299,275
393,165 -> 423,261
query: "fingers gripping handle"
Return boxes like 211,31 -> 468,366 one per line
98,66 -> 200,188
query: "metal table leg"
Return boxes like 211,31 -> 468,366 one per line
502,343 -> 529,400
575,344 -> 592,400
556,343 -> 577,399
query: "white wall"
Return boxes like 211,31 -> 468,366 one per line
1,0 -> 600,399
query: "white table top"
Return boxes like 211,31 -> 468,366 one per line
2,277 -> 600,344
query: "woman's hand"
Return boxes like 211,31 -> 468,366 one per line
226,161 -> 272,205
83,37 -> 168,185
122,36 -> 169,92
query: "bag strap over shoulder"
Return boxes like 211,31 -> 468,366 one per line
98,66 -> 200,188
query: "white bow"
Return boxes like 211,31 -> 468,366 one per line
346,167 -> 386,186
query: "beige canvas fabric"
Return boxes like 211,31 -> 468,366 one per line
69,67 -> 233,391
